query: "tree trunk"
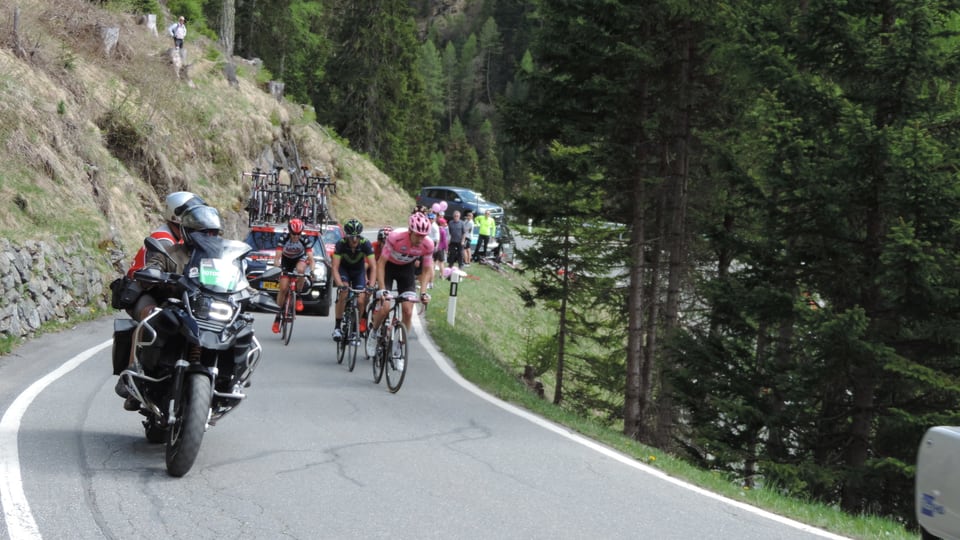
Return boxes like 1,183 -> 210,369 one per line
638,179 -> 665,444
655,30 -> 692,450
220,0 -> 236,58
624,171 -> 647,440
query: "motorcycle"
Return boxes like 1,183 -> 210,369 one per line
112,235 -> 279,477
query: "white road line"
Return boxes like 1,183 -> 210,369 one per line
0,339 -> 111,540
411,315 -> 849,540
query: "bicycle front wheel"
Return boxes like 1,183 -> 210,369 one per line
347,308 -> 359,372
281,293 -> 295,346
385,324 -> 407,393
336,317 -> 346,365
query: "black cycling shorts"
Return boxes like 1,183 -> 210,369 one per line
383,261 -> 417,294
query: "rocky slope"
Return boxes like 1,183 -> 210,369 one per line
0,0 -> 412,343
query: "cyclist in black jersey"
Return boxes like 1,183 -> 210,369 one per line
332,218 -> 376,340
272,218 -> 315,334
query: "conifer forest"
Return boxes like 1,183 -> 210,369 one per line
174,0 -> 960,526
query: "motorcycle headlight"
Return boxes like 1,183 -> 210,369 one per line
204,299 -> 235,322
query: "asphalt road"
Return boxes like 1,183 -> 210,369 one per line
0,313 -> 848,540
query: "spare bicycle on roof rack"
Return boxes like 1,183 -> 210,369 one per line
243,165 -> 336,227
242,161 -> 337,317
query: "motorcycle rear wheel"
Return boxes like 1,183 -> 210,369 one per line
165,373 -> 211,477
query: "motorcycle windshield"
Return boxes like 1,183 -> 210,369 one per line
185,237 -> 252,293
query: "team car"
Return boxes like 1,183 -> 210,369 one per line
243,224 -> 333,316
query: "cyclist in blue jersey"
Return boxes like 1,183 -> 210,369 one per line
332,218 -> 376,340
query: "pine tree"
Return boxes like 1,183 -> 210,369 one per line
440,119 -> 481,188
314,0 -> 434,190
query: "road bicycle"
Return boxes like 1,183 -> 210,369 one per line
278,271 -> 307,346
305,174 -> 336,224
243,168 -> 272,226
366,290 -> 424,393
335,286 -> 367,372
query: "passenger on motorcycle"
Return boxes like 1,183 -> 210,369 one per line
371,212 -> 434,335
272,218 -> 315,334
331,219 -> 376,340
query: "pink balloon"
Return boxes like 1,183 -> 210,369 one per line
439,201 -> 448,211
431,203 -> 442,214
442,267 -> 453,279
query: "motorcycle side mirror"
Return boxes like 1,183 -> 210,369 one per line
261,267 -> 281,281
253,293 -> 281,313
144,236 -> 177,266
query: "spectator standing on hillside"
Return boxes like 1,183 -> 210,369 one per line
446,211 -> 467,269
168,16 -> 187,50
475,209 -> 496,260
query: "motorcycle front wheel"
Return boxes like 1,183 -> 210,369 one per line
165,373 -> 211,477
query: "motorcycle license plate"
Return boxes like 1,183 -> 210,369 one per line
262,281 -> 279,291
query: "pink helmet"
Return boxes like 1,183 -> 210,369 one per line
408,212 -> 431,235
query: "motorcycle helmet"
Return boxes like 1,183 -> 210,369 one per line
180,205 -> 222,237
343,218 -> 363,237
288,218 -> 305,235
408,212 -> 431,235
377,227 -> 393,242
165,191 -> 205,223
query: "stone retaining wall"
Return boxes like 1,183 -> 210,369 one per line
0,238 -> 108,339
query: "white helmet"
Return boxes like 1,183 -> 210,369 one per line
165,191 -> 205,223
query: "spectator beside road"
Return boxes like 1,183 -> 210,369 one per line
462,210 -> 475,266
435,217 -> 449,275
445,211 -> 468,268
475,209 -> 496,259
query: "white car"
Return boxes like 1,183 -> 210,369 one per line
917,426 -> 960,540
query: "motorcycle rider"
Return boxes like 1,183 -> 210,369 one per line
124,191 -> 206,321
115,203 -> 222,410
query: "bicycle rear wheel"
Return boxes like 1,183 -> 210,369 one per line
347,308 -> 359,372
281,292 -> 294,346
385,324 -> 407,393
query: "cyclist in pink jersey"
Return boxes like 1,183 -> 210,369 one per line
372,212 -> 435,334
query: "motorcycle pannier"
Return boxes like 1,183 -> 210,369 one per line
112,319 -> 137,375
109,276 -> 142,310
